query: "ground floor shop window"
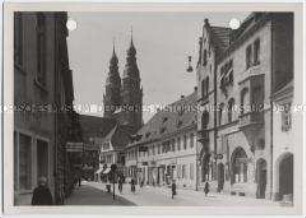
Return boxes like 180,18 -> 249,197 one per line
19,133 -> 32,190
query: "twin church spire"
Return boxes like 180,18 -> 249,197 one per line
103,32 -> 143,134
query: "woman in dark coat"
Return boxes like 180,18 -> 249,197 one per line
32,177 -> 53,205
204,181 -> 210,197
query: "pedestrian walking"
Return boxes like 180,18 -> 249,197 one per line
131,178 -> 136,193
31,177 -> 53,205
204,181 -> 210,197
171,180 -> 177,199
118,177 -> 123,193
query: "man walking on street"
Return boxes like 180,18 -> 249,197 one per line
131,178 -> 136,193
31,177 -> 53,205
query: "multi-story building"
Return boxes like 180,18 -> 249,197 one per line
196,13 -> 293,200
271,80 -> 293,202
125,90 -> 199,189
14,12 -> 75,205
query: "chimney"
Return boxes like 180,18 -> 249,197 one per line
181,95 -> 185,99
194,86 -> 198,92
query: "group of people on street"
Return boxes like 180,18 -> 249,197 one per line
31,176 -> 211,205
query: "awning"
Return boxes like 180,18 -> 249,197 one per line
103,168 -> 111,174
95,168 -> 104,175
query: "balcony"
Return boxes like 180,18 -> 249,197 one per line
239,111 -> 263,130
197,129 -> 209,143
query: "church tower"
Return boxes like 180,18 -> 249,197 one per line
103,44 -> 121,118
120,34 -> 143,134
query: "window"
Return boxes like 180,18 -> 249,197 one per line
183,135 -> 187,150
203,49 -> 207,66
218,103 -> 224,126
19,133 -> 32,190
228,98 -> 235,123
254,39 -> 260,65
36,13 -> 47,86
152,145 -> 155,156
201,79 -> 205,98
246,45 -> 252,69
37,139 -> 48,180
172,139 -> 176,152
282,103 -> 292,131
14,12 -> 23,66
177,137 -> 181,151
190,133 -> 195,148
201,111 -> 209,129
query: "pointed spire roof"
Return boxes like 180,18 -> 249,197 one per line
110,37 -> 118,65
106,40 -> 121,85
127,26 -> 136,56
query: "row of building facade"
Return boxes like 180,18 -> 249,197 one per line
99,12 -> 294,202
12,12 -> 98,205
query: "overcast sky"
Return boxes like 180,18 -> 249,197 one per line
67,12 -> 249,122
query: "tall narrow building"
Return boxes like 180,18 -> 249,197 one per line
120,36 -> 143,134
103,45 -> 121,117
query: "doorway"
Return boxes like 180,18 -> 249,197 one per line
256,159 -> 267,199
279,154 -> 293,200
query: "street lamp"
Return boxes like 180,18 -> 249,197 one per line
186,56 -> 193,73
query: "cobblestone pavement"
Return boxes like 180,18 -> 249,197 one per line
65,182 -> 136,206
87,181 -> 287,208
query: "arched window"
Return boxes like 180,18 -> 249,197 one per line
240,88 -> 249,115
231,147 -> 248,183
201,111 -> 209,130
228,98 -> 235,123
218,103 -> 224,126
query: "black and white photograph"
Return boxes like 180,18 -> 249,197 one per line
2,2 -> 304,216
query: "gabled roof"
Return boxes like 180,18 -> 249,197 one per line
79,114 -> 117,143
128,91 -> 197,147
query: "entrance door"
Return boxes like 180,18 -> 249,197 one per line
256,159 -> 267,199
217,163 -> 224,192
279,154 -> 293,199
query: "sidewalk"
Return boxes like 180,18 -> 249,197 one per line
65,182 -> 136,206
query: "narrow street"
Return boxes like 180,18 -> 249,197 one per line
67,181 -> 287,208
65,182 -> 135,206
